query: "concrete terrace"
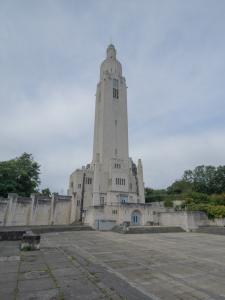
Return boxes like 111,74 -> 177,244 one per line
1,231 -> 225,300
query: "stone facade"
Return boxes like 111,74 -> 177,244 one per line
0,193 -> 72,226
68,45 -> 146,228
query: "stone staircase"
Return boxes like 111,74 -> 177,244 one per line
195,226 -> 225,235
112,225 -> 185,234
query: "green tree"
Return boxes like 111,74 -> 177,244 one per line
188,191 -> 209,204
145,188 -> 167,202
167,180 -> 193,194
0,153 -> 40,197
183,169 -> 194,183
41,188 -> 51,197
182,165 -> 225,195
214,166 -> 225,193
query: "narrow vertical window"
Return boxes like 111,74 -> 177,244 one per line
100,197 -> 104,205
113,79 -> 119,99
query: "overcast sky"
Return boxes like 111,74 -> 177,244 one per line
1,0 -> 225,193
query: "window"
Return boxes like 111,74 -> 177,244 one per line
78,184 -> 81,189
70,182 -> 73,188
113,78 -> 118,88
115,163 -> 121,169
100,197 -> 104,205
115,178 -> 125,185
85,177 -> 92,184
120,194 -> 128,204
113,79 -> 119,99
77,199 -> 80,206
112,209 -> 118,214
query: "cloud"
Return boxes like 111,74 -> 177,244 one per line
0,0 -> 225,192
0,82 -> 94,192
131,130 -> 225,188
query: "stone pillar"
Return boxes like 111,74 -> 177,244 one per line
92,163 -> 100,206
70,193 -> 76,224
29,194 -> 36,225
5,193 -> 17,226
137,159 -> 145,203
49,194 -> 56,225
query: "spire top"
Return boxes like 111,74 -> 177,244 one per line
107,44 -> 116,59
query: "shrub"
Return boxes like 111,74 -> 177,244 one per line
164,199 -> 173,208
187,203 -> 225,219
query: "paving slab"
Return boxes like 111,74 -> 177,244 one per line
41,231 -> 225,300
18,278 -> 56,293
17,288 -> 60,300
1,231 -> 225,299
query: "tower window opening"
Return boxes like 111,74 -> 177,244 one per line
113,79 -> 119,99
100,197 -> 104,205
85,177 -> 92,184
115,178 -> 125,185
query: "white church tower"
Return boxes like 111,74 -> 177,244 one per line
68,45 -> 145,227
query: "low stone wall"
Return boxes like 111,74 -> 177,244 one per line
158,211 -> 221,231
94,219 -> 116,230
0,193 -> 73,226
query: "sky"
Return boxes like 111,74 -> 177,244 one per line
0,0 -> 225,193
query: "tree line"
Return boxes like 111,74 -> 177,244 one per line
145,165 -> 225,219
0,153 -> 50,197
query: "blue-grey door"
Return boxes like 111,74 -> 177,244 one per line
131,210 -> 141,225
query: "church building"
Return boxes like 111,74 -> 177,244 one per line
68,45 -> 156,229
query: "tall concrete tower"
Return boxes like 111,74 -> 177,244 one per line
92,44 -> 128,166
68,45 -> 145,224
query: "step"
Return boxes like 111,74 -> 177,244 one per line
112,225 -> 185,234
0,225 -> 94,240
195,226 -> 225,236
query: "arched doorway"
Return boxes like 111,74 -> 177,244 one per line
131,210 -> 141,225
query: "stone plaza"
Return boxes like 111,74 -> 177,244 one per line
1,230 -> 225,300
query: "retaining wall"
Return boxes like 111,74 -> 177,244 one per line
158,211 -> 224,231
0,193 -> 73,226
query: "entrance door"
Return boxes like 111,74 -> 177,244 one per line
131,210 -> 141,225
